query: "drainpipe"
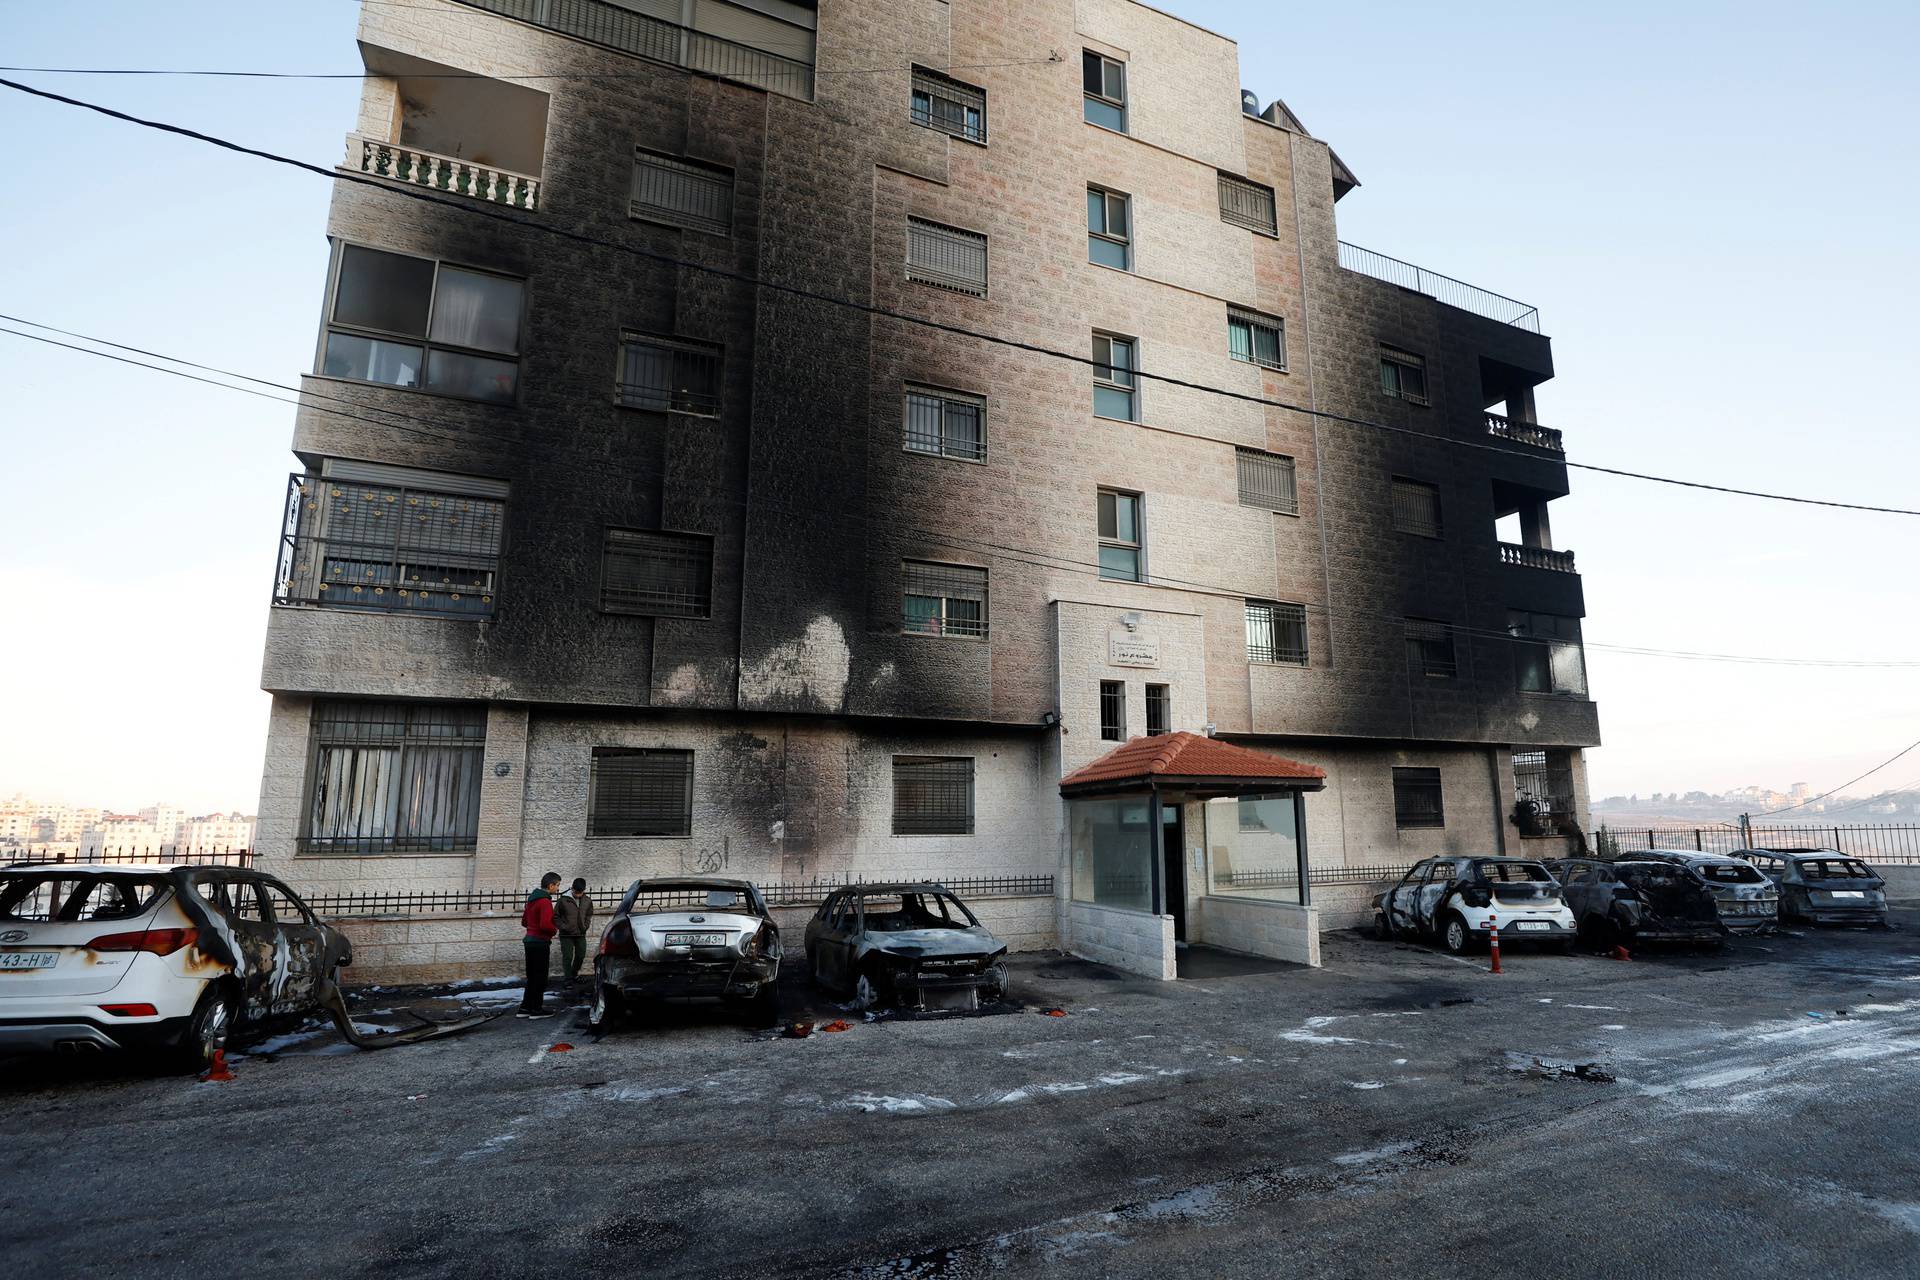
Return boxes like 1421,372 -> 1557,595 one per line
1293,790 -> 1312,908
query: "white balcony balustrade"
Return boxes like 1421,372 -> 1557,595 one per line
346,134 -> 541,210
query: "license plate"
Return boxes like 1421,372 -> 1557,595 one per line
665,932 -> 725,947
1829,891 -> 1865,899
0,951 -> 58,971
1515,921 -> 1551,931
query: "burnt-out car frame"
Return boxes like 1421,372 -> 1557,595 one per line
1636,850 -> 1779,934
1547,857 -> 1726,948
804,883 -> 1009,1012
1373,857 -> 1577,954
585,877 -> 782,1031
1737,849 -> 1891,927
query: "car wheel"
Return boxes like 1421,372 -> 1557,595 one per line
585,981 -> 624,1033
1442,914 -> 1472,956
178,985 -> 236,1072
853,971 -> 882,1012
982,960 -> 1010,1003
1374,914 -> 1394,941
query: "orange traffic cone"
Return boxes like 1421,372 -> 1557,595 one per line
1488,914 -> 1502,974
202,1049 -> 235,1082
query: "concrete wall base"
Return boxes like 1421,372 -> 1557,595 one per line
1195,896 -> 1321,967
1063,900 -> 1176,980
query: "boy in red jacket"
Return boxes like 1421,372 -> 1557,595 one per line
518,872 -> 563,1019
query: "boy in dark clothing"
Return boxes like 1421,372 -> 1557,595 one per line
555,878 -> 594,984
519,872 -> 562,1018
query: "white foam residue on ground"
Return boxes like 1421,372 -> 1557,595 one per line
459,1133 -> 519,1161
839,1092 -> 957,1114
1602,1024 -> 1627,1031
1332,1140 -> 1416,1167
1282,1016 -> 1364,1045
601,1085 -> 690,1103
1681,1065 -> 1768,1089
1349,1081 -> 1385,1090
1565,1004 -> 1621,1011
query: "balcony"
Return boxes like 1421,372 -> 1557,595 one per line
1499,542 -> 1576,574
1338,241 -> 1541,333
1485,412 -> 1564,454
346,134 -> 541,210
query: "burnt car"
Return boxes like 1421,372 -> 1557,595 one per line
585,877 -> 781,1031
1547,857 -> 1725,948
805,883 -> 1009,1011
1637,850 -> 1779,934
1737,849 -> 1890,927
1374,857 -> 1576,954
0,862 -> 352,1069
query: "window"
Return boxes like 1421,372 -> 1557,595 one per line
902,561 -> 988,638
1087,187 -> 1131,270
1235,447 -> 1298,515
630,149 -> 734,235
893,757 -> 975,835
1145,684 -> 1170,736
1246,600 -> 1308,665
911,66 -> 986,143
1380,348 -> 1429,405
1099,680 -> 1126,741
1217,173 -> 1278,235
1082,51 -> 1126,131
617,332 -> 722,416
1097,489 -> 1143,582
1228,306 -> 1286,371
906,217 -> 988,296
320,244 -> 524,404
602,529 -> 712,618
1510,611 -> 1588,696
1391,478 -> 1444,538
303,701 -> 485,854
903,387 -> 985,462
1393,767 -> 1445,829
1513,748 -> 1575,818
589,748 -> 694,838
277,461 -> 508,618
1092,332 -> 1137,420
1405,618 -> 1457,679
262,883 -> 315,927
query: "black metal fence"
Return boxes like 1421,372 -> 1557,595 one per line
3,846 -> 254,867
1598,823 -> 1920,862
1338,241 -> 1543,333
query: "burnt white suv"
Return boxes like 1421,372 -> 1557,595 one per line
0,863 -> 352,1069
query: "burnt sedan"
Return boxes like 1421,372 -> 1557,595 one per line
585,877 -> 781,1031
1548,857 -> 1726,948
1739,849 -> 1891,927
805,884 -> 1009,1012
1639,851 -> 1779,934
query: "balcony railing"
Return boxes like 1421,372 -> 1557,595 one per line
1499,542 -> 1577,574
1338,242 -> 1542,333
346,134 -> 541,210
450,0 -> 816,102
1485,412 -> 1564,454
274,473 -> 506,618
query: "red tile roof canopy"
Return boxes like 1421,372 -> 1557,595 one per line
1059,733 -> 1327,798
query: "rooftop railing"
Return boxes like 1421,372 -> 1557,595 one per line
1338,241 -> 1542,333
346,134 -> 541,210
1485,412 -> 1564,454
1499,542 -> 1577,574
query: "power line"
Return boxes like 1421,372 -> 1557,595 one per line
0,58 -> 1064,82
5,74 -> 1919,520
1750,737 -> 1920,817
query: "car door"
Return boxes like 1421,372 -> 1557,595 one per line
217,877 -> 281,1022
1414,861 -> 1458,933
1558,862 -> 1595,923
813,893 -> 852,989
258,877 -> 331,1015
1385,861 -> 1430,932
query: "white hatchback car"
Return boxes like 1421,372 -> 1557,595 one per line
0,863 -> 352,1069
1375,856 -> 1579,954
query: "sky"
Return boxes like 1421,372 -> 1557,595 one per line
0,0 -> 1916,812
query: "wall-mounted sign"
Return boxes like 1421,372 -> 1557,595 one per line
1110,635 -> 1160,668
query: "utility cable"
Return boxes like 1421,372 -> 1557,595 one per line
1750,737 -> 1920,817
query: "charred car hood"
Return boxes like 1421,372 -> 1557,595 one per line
857,928 -> 1003,959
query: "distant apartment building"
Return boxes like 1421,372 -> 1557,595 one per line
178,812 -> 259,855
253,0 -> 1599,971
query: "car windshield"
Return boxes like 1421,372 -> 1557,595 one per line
1616,864 -> 1686,888
1798,859 -> 1873,880
1692,862 -> 1767,885
1477,861 -> 1552,882
860,891 -> 978,932
0,872 -> 167,923
627,883 -> 762,916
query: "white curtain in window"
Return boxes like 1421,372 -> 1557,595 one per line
429,268 -> 523,355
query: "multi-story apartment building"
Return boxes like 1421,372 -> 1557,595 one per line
254,0 -> 1599,977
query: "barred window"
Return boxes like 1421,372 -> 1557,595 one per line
618,332 -> 722,416
1393,767 -> 1445,829
1514,748 -> 1575,817
1380,348 -> 1429,405
1235,447 -> 1298,515
589,748 -> 693,838
321,244 -> 523,404
1087,186 -> 1131,270
906,217 -> 988,296
303,701 -> 485,854
911,66 -> 986,143
278,461 -> 507,618
1217,173 -> 1278,234
904,386 -> 985,462
602,529 -> 712,618
1100,680 -> 1126,741
1391,478 -> 1443,538
630,149 -> 734,235
892,756 -> 975,835
902,560 -> 988,638
1228,306 -> 1286,371
1082,50 -> 1127,132
1092,332 -> 1138,421
1246,600 -> 1308,665
1405,618 -> 1457,680
1145,684 -> 1170,736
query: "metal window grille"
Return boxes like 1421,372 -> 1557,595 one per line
1217,172 -> 1278,234
589,748 -> 693,837
1380,348 -> 1430,405
630,149 -> 733,235
617,333 -> 722,416
892,757 -> 975,835
602,528 -> 712,618
1391,478 -> 1444,538
1145,684 -> 1170,736
902,561 -> 988,638
906,218 -> 988,296
276,471 -> 506,618
302,701 -> 485,854
1228,306 -> 1286,371
1246,600 -> 1308,665
1393,767 -> 1445,828
1235,447 -> 1298,514
1405,618 -> 1458,679
1513,749 -> 1575,816
1099,680 -> 1126,741
910,66 -> 986,143
903,387 -> 986,461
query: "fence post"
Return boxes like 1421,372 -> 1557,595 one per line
1834,827 -> 1843,852
1739,813 -> 1752,850
1694,829 -> 1703,851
